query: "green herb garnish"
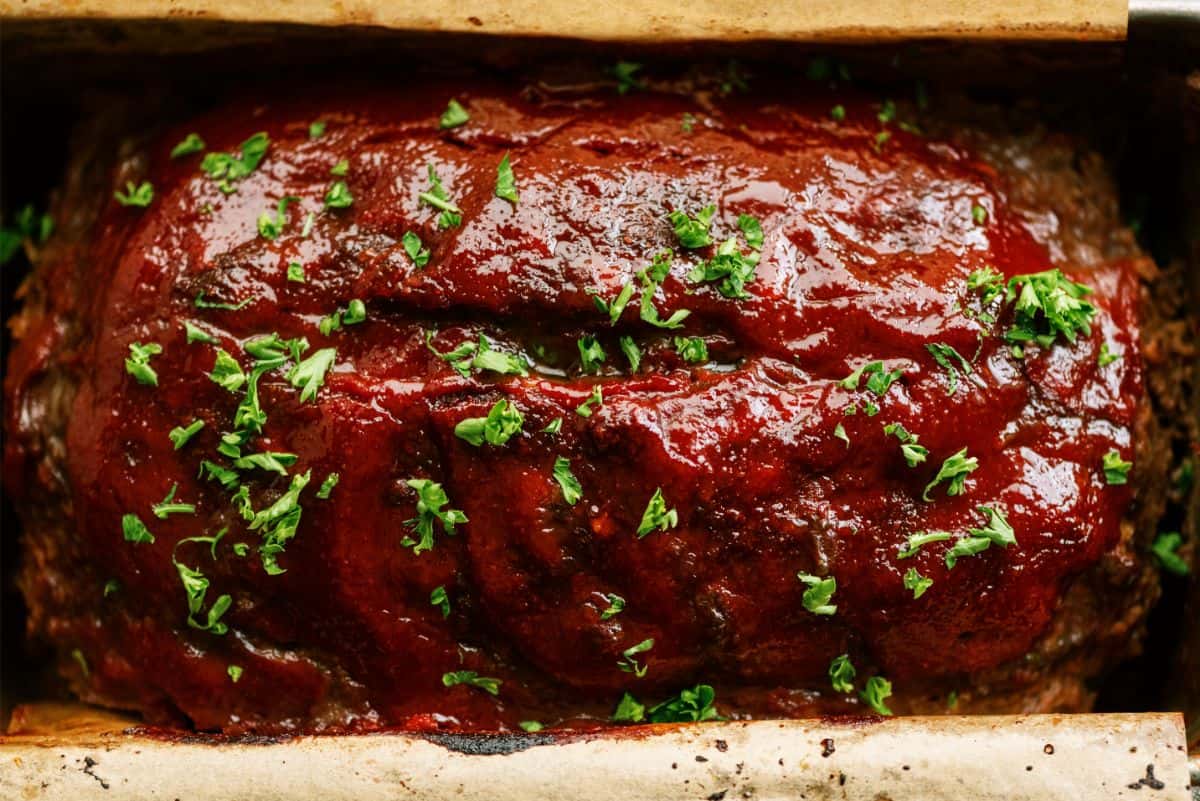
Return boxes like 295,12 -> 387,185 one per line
636,488 -> 677,537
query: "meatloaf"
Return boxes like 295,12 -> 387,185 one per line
2,69 -> 1178,733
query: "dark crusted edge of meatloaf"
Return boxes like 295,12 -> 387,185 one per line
4,82 -> 1195,724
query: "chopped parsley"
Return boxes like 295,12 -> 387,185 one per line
833,422 -> 850,447
897,530 -> 954,559
232,451 -> 298,476
619,336 -> 642,372
287,261 -> 306,282
1102,449 -> 1132,485
495,153 -> 519,204
227,665 -> 244,682
439,99 -> 470,129
669,204 -> 715,249
922,447 -> 978,501
680,112 -> 696,133
925,342 -> 973,395
797,573 -> 837,615
200,131 -> 269,194
430,585 -> 451,617
599,592 -> 625,620
316,472 -> 339,499
442,670 -> 500,695
674,336 -> 708,364
125,342 -> 163,386
153,483 -> 196,518
209,349 -> 247,392
519,721 -> 544,732
903,567 -> 932,599
170,133 -> 206,159
647,685 -> 720,723
543,417 -> 563,434
122,513 -> 155,544
613,692 -> 646,722
103,579 -> 120,597
883,422 -> 928,467
840,360 -> 904,397
577,336 -> 607,373
285,347 -> 336,403
1002,269 -> 1097,355
420,164 -> 462,228
403,230 -> 430,268
737,213 -> 764,250
172,547 -> 232,635
250,470 -> 311,575
308,120 -> 326,139
0,204 -> 53,264
403,478 -> 467,554
829,654 -> 856,693
114,181 -> 153,207
945,506 -> 1016,569
830,104 -> 846,122
611,61 -> 644,94
424,331 -> 527,378
636,488 -> 677,537
199,460 -> 239,489
576,385 -> 603,417
687,237 -> 759,300
860,676 -> 893,716
553,456 -> 582,505
330,159 -> 349,177
1151,532 -> 1189,576
967,266 -> 1005,307
319,300 -> 366,335
323,180 -> 353,210
592,282 -> 635,325
455,398 -> 525,446
1098,342 -> 1122,367
257,196 -> 298,240
639,253 -> 691,328
194,291 -> 251,311
618,638 -> 654,677
971,203 -> 988,225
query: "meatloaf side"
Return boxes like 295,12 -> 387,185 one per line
2,72 -> 1170,732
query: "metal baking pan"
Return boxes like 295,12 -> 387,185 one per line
1,2 -> 1197,798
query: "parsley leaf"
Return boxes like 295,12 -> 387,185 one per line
903,567 -> 932,599
737,213 -> 764,250
439,99 -> 470,129
613,692 -> 646,722
647,685 -> 721,723
967,266 -> 1005,306
619,336 -> 642,372
424,331 -> 527,378
669,204 -> 715,249
194,291 -> 251,311
797,573 -> 837,615
250,470 -> 311,575
1003,269 -> 1096,354
431,585 -> 451,617
611,61 -> 644,94
228,665 -> 244,682
1102,449 -> 1132,485
922,447 -> 978,501
153,482 -> 196,518
330,159 -> 349,177
308,120 -> 326,139
403,478 -> 467,554
1151,532 -> 1189,576
553,456 -> 582,505
442,670 -> 500,695
519,720 -> 543,732
122,513 -> 155,544
636,488 -> 678,538
257,196 -> 298,240
599,592 -> 625,620
209,349 -> 247,392
170,133 -> 206,159
638,254 -> 691,328
1098,342 -> 1122,367
200,132 -> 269,194
420,165 -> 462,229
673,336 -> 708,364
323,180 -> 353,210
829,654 -> 856,693
687,237 -> 759,300
591,282 -> 634,325
860,676 -> 893,715
543,417 -> 563,434
199,460 -> 239,489
926,342 -> 973,395
455,398 -> 525,447
833,422 -> 850,447
618,638 -> 654,677
578,336 -> 607,373
403,230 -> 430,268
883,422 -> 928,467
830,104 -> 846,122
495,153 -> 519,204
232,451 -> 298,476
125,342 -> 163,386
287,347 -> 337,403
897,530 -> 954,559
576,385 -> 603,417
316,472 -> 340,499
169,419 -> 205,449
287,261 -> 306,282
972,203 -> 988,225
114,181 -> 153,207
945,506 -> 1016,569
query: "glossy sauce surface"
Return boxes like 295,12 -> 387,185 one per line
8,79 -> 1141,732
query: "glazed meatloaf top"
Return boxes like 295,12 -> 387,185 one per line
3,70 -> 1166,733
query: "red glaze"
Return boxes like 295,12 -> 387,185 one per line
5,78 -> 1141,732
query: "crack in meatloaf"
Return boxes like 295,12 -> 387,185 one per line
2,70 -> 1182,733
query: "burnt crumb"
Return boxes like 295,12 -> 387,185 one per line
902,765 -> 910,771
707,792 -> 728,801
81,756 -> 110,790
1130,747 -> 1138,753
1126,764 -> 1166,791
467,15 -> 483,26
778,758 -> 784,766
820,738 -> 836,757
715,739 -> 729,752
671,762 -> 678,770
735,762 -> 744,775
696,755 -> 709,763
1026,766 -> 1033,772
1043,744 -> 1055,755
839,772 -> 847,786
